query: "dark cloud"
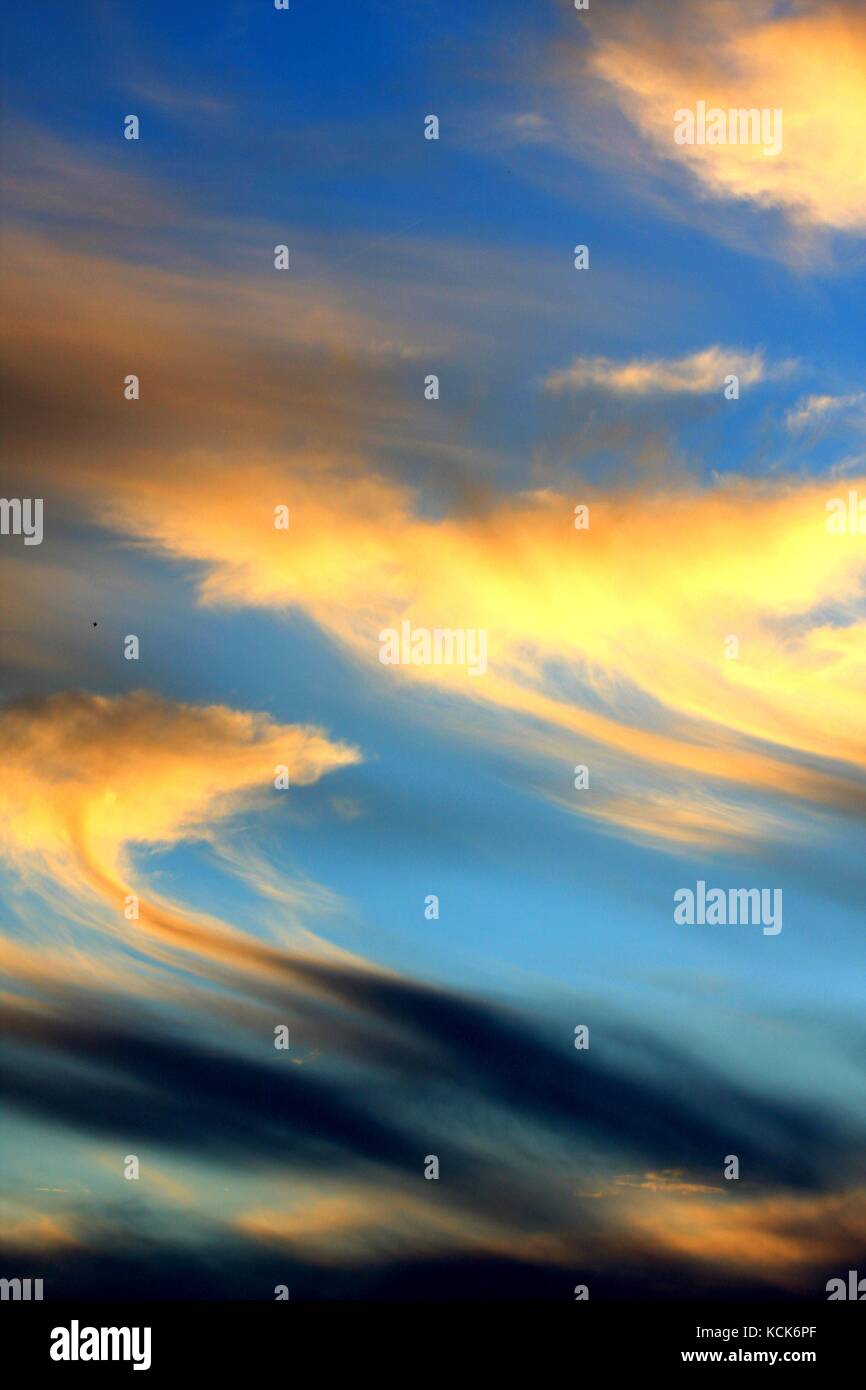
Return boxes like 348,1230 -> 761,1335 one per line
0,1001 -> 421,1175
4,1221 -> 864,1301
2,953 -> 860,1206
277,957 -> 862,1193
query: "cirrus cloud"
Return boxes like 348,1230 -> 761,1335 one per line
542,345 -> 788,395
0,690 -> 361,976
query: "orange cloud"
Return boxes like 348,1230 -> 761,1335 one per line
80,455 -> 866,846
584,0 -> 866,234
0,1206 -> 80,1252
625,1185 -> 866,1286
4,156 -> 865,851
236,1188 -> 470,1266
543,346 -> 785,395
0,690 -> 360,976
234,1174 -> 866,1286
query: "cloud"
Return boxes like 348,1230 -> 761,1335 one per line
0,224 -> 424,478
582,0 -> 866,234
3,145 -> 865,852
126,81 -> 230,118
0,690 -> 360,976
0,969 -> 854,1197
6,1228 -> 865,1300
0,995 -> 421,1175
2,8 -> 864,1308
785,393 -> 866,431
2,964 -> 864,1292
546,784 -> 790,851
500,111 -> 557,145
628,1185 -> 866,1286
543,346 -> 784,395
0,123 -> 179,231
77,458 -> 866,845
0,1206 -> 79,1253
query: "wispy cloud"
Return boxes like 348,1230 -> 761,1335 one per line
2,180 -> 864,852
786,392 -> 866,431
543,346 -> 788,395
583,0 -> 866,235
0,691 -> 360,978
2,967 -> 864,1294
79,461 -> 866,842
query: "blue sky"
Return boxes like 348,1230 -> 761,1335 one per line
1,0 -> 865,1298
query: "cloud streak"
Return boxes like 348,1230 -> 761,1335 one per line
2,962 -> 864,1295
582,0 -> 866,235
543,346 -> 786,395
0,690 -> 360,976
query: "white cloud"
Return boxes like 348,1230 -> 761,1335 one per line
543,346 -> 791,396
785,393 -> 866,431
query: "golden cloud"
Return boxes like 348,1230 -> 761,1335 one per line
80,455 -> 866,846
543,346 -> 781,395
626,1185 -> 866,1286
0,691 -> 360,975
585,0 -> 866,233
4,153 -> 865,851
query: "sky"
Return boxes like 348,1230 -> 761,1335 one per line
0,0 -> 865,1300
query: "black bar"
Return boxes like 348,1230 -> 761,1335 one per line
2,1299 -> 862,1375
